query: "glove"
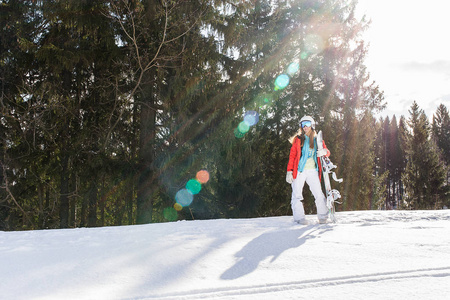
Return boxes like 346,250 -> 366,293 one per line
286,171 -> 293,184
317,146 -> 331,157
317,148 -> 328,157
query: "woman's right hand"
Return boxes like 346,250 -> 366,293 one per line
286,171 -> 293,184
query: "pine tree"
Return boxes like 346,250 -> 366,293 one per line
431,104 -> 450,206
380,117 -> 392,208
389,115 -> 403,208
350,111 -> 377,210
397,115 -> 408,206
1,0 -> 54,229
403,101 -> 447,209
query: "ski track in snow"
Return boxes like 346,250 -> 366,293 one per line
134,266 -> 450,300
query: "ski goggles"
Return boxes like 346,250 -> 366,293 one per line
301,120 -> 312,128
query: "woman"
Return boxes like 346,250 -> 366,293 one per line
286,116 -> 329,224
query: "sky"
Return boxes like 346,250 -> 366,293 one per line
355,0 -> 450,120
1,210 -> 449,299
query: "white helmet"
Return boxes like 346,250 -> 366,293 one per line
300,115 -> 316,129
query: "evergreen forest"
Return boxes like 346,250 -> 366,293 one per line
1,0 -> 449,230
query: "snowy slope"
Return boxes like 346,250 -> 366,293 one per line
1,210 -> 449,300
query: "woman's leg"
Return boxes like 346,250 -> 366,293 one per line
291,171 -> 307,222
305,169 -> 329,221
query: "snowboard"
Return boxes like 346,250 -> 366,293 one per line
316,131 -> 343,223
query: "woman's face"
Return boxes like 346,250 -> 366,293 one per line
302,124 -> 312,135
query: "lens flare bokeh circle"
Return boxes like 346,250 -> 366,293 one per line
274,74 -> 290,90
175,188 -> 194,207
287,62 -> 300,76
244,110 -> 259,126
163,207 -> 178,221
238,121 -> 250,134
186,179 -> 202,195
173,203 -> 183,211
196,170 -> 210,184
234,127 -> 245,138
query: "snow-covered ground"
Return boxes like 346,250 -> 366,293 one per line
1,210 -> 449,300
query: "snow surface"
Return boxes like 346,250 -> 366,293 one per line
1,210 -> 450,300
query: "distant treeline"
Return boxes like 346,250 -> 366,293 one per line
1,0 -> 448,230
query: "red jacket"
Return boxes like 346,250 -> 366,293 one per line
287,135 -> 327,181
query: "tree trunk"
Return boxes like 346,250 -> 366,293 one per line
136,84 -> 156,224
69,175 -> 77,227
87,180 -> 98,227
37,184 -> 44,229
59,154 -> 69,228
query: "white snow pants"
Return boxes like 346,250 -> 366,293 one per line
291,169 -> 328,222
